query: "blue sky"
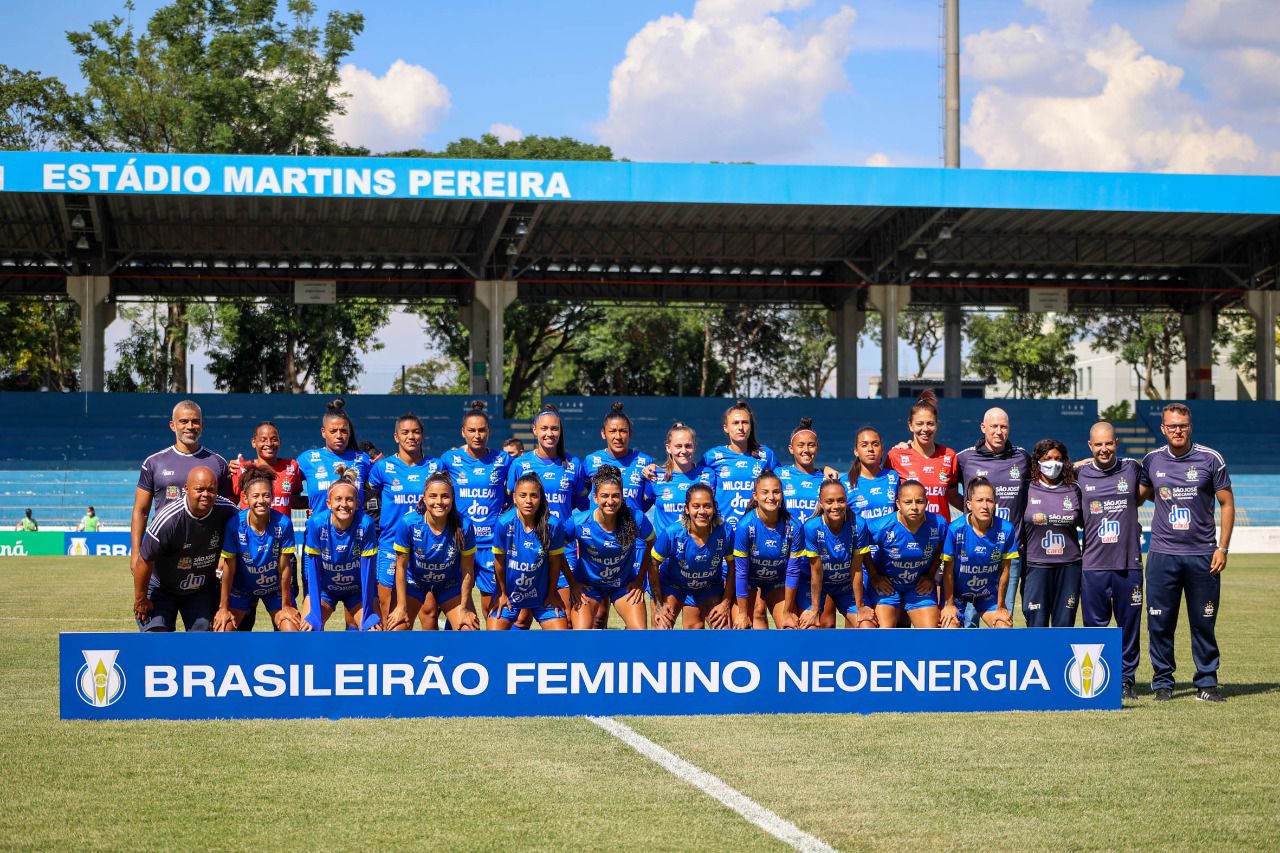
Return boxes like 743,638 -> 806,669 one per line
4,0 -> 1277,392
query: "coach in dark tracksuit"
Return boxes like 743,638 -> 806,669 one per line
1138,403 -> 1234,703
1078,422 -> 1145,701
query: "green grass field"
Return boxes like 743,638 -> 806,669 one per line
2,556 -> 1277,852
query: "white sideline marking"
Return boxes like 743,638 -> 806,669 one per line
587,715 -> 839,853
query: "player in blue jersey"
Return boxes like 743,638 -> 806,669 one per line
650,483 -> 734,629
368,412 -> 439,621
213,468 -> 301,632
865,480 -> 947,628
296,398 -> 374,515
940,477 -> 1017,629
385,472 -> 481,631
489,472 -> 570,630
647,421 -> 718,533
834,427 -> 900,628
703,399 -> 779,529
300,473 -> 381,631
776,418 -> 827,521
584,401 -> 655,512
730,471 -> 806,629
564,465 -> 655,629
789,479 -> 873,629
440,400 -> 512,619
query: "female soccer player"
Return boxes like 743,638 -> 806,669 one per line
650,483 -> 733,629
1021,439 -> 1083,627
730,471 -> 806,629
296,398 -> 374,514
886,390 -> 959,521
440,400 -> 513,619
488,473 -> 570,630
213,468 -> 301,632
703,399 -> 779,532
940,477 -> 1017,628
300,473 -> 381,631
565,466 -> 655,629
230,421 -> 304,512
385,472 -> 480,631
649,421 -> 718,533
843,427 -> 901,527
368,413 -> 439,621
584,401 -> 655,512
788,479 -> 873,629
776,417 -> 826,521
865,480 -> 948,628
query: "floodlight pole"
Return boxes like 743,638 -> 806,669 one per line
945,0 -> 960,169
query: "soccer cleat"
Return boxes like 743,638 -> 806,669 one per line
1195,687 -> 1226,703
1120,683 -> 1136,701
1153,687 -> 1174,701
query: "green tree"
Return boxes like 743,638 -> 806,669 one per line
768,307 -> 836,397
390,359 -> 466,395
568,307 -> 728,397
1080,311 -> 1184,400
965,311 -> 1077,398
0,299 -> 81,390
387,133 -> 614,162
0,65 -> 76,151
106,302 -> 183,392
866,309 -> 947,379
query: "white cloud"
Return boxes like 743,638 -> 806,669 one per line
331,60 -> 451,152
964,7 -> 1266,174
864,152 -> 892,166
1177,0 -> 1280,48
488,123 -> 525,143
597,0 -> 857,163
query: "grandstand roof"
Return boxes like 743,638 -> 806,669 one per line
1,151 -> 1277,308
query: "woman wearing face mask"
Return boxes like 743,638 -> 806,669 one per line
1020,439 -> 1084,627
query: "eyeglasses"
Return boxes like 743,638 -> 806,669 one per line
1162,423 -> 1191,433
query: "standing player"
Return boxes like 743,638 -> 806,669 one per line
955,407 -> 1031,618
132,467 -> 239,632
368,413 -> 438,621
296,398 -> 374,514
130,400 -> 232,581
440,400 -> 512,619
790,479 -> 872,629
730,471 -> 806,629
776,418 -> 826,521
1021,439 -> 1083,627
703,399 -> 779,533
649,422 -> 718,533
1078,422 -> 1145,700
650,483 -> 733,629
1139,403 -> 1234,702
886,390 -> 959,521
229,421 -> 304,513
300,474 -> 381,631
564,466 -> 655,630
841,427 -> 899,628
213,468 -> 301,632
865,480 -> 948,629
488,473 -> 570,630
583,401 -> 655,513
940,477 -> 1017,629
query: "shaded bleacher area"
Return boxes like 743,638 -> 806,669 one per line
1,393 -> 1277,529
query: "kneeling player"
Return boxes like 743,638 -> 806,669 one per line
940,477 -> 1016,628
789,479 -> 872,628
301,474 -> 381,631
650,483 -> 733,629
864,480 -> 947,628
730,472 -> 806,629
488,473 -> 569,630
385,472 -> 480,631
565,466 -> 654,630
214,468 -> 302,631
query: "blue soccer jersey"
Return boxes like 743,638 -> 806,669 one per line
583,448 -> 656,512
220,508 -> 295,605
732,509 -> 805,598
942,515 -> 1020,607
507,452 -> 588,525
652,523 -> 732,601
843,469 -> 900,527
297,447 -> 373,514
799,513 -> 869,592
651,464 -> 718,533
302,509 -> 379,630
393,511 -> 476,596
368,454 -> 439,539
777,465 -> 823,519
440,447 -> 512,548
703,445 -> 778,526
565,508 -> 655,593
867,512 -> 948,589
491,508 -> 567,609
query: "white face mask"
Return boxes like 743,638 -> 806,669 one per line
1040,459 -> 1064,479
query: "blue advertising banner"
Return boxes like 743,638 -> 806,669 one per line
64,532 -> 132,556
61,628 -> 1120,720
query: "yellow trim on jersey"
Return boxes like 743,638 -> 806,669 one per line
280,545 -> 296,555
304,546 -> 320,555
857,545 -> 871,555
645,529 -> 657,543
219,550 -> 235,560
393,543 -> 410,554
732,549 -> 748,558
799,549 -> 815,558
549,546 -> 565,556
361,548 -> 378,557
940,554 -> 954,562
492,545 -> 505,555
461,545 -> 477,556
1005,550 -> 1020,560
651,547 -> 666,562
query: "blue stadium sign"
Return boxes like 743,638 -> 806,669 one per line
61,628 -> 1120,719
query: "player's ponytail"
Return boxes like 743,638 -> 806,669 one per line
463,399 -> 490,426
791,417 -> 816,439
909,389 -> 939,422
602,400 -> 631,432
240,465 -> 277,497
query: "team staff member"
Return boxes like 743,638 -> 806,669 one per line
650,483 -> 733,629
865,480 -> 947,629
301,473 -> 381,631
213,468 -> 301,632
133,466 -> 239,632
297,398 -> 374,514
1139,403 -> 1234,703
940,477 -> 1017,629
369,413 -> 438,620
1021,439 -> 1083,627
955,407 -> 1031,617
131,400 -> 232,579
1078,422 -> 1145,700
77,506 -> 101,532
584,402 -> 655,512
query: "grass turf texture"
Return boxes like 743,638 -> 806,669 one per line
1,557 -> 1276,852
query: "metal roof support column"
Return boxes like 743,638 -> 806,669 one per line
66,275 -> 114,392
1181,302 -> 1216,401
943,303 -> 963,398
474,280 -> 517,397
829,299 -> 865,398
868,285 -> 911,398
1245,290 -> 1277,401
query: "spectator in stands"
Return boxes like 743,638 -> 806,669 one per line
132,466 -> 238,632
16,508 -> 37,531
1021,439 -> 1083,627
130,400 -> 232,582
501,437 -> 525,457
1138,403 -> 1234,703
76,506 -> 100,532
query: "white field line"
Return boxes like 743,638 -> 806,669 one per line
587,715 -> 839,853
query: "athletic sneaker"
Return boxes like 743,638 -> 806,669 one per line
1195,688 -> 1226,703
1153,687 -> 1174,701
1121,683 -> 1136,701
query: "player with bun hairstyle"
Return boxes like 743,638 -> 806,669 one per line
300,470 -> 380,631
789,478 -> 873,629
440,400 -> 513,619
886,390 -> 960,521
564,465 -> 655,629
214,467 -> 301,632
940,476 -> 1017,628
729,471 -> 806,629
584,401 -> 655,513
650,482 -> 733,629
865,479 -> 948,628
296,398 -> 373,514
368,412 -> 439,621
385,471 -> 480,631
489,472 -> 570,630
649,421 -> 718,533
